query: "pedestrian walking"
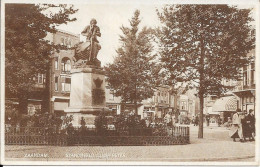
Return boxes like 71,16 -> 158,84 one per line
192,116 -> 195,126
67,123 -> 75,145
229,109 -> 244,142
241,111 -> 250,141
217,116 -> 222,127
206,114 -> 210,126
246,109 -> 255,141
178,114 -> 181,124
164,112 -> 171,127
171,114 -> 176,126
195,115 -> 199,126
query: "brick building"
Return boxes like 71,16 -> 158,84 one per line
45,30 -> 80,116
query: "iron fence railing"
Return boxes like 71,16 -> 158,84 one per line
5,126 -> 189,146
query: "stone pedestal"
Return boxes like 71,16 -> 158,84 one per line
64,65 -> 107,127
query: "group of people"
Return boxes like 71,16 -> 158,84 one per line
192,115 -> 199,126
230,109 -> 255,142
164,112 -> 176,126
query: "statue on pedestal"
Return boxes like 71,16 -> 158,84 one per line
65,19 -> 107,127
74,18 -> 101,67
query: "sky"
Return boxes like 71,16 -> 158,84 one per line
56,3 -> 256,67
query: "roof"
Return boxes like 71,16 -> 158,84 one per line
212,96 -> 237,112
56,29 -> 80,38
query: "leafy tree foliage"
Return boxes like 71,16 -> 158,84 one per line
156,5 -> 255,138
94,111 -> 108,135
105,10 -> 157,113
5,4 -> 78,114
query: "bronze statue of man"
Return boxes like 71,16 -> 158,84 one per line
82,19 -> 101,43
75,19 -> 101,63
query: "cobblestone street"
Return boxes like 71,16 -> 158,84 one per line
4,125 -> 256,163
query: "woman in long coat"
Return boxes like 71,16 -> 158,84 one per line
229,109 -> 244,142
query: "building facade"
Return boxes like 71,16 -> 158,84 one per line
47,30 -> 80,116
233,49 -> 255,114
142,86 -> 177,120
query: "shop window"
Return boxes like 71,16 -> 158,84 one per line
61,58 -> 71,72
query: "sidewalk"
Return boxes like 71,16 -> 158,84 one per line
5,141 -> 255,162
5,127 -> 256,162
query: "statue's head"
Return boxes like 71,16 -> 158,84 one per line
90,19 -> 97,25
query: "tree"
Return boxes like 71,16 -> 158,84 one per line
156,5 -> 255,138
5,4 -> 78,114
105,10 -> 157,114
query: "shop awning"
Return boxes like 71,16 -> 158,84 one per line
212,96 -> 237,112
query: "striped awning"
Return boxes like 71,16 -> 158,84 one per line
212,96 -> 237,112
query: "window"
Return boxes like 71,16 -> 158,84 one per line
243,66 -> 247,86
65,78 -> 71,91
109,89 -> 115,100
67,39 -> 72,48
61,38 -> 65,45
37,74 -> 46,84
61,37 -> 72,47
55,76 -> 59,91
61,76 -> 71,92
38,74 -> 43,84
181,101 -> 187,110
251,62 -> 255,85
246,96 -> 250,103
55,57 -> 59,70
250,96 -> 254,103
61,58 -> 71,72
242,97 -> 246,104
